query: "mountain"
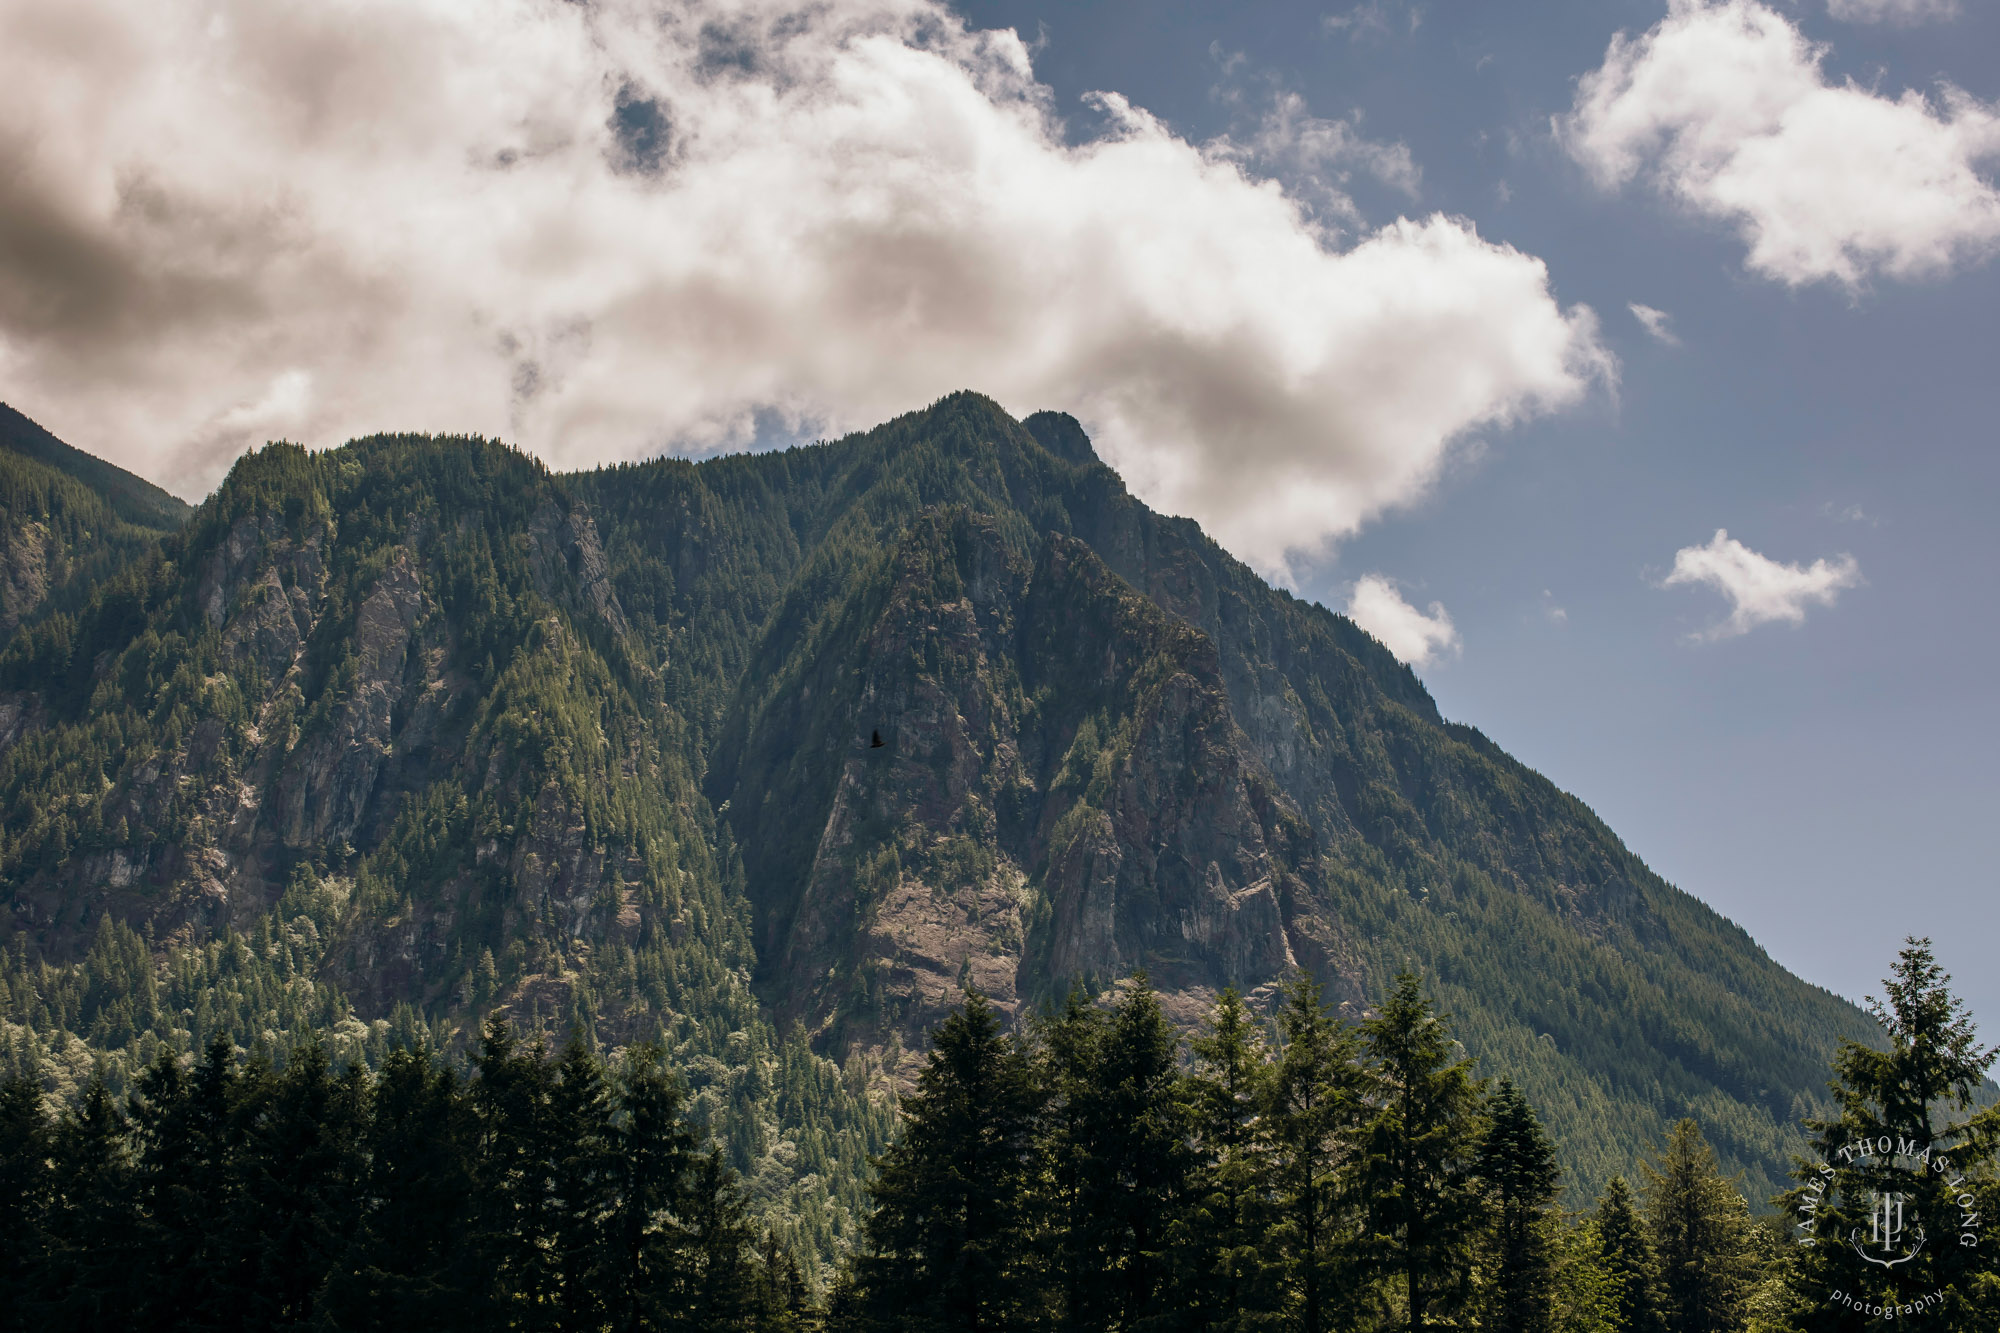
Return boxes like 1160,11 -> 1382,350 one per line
0,404 -> 191,637
0,393 -> 1870,1231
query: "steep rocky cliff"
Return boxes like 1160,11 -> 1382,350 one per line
1,395 -> 1872,1213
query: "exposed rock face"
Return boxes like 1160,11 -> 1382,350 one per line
721,510 -> 1351,1076
0,520 -> 52,637
1,442 -> 666,1019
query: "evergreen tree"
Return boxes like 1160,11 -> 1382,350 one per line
473,1018 -> 564,1327
321,1046 -> 481,1332
1175,987 -> 1278,1332
1641,1119 -> 1752,1333
0,1076 -> 52,1333
43,1078 -> 139,1332
550,1029 -> 617,1331
606,1044 -> 700,1333
1594,1176 -> 1666,1333
127,1035 -> 249,1333
1354,972 -> 1488,1332
847,989 -> 1041,1333
232,1040 -> 368,1329
1549,1218 -> 1622,1333
1081,976 -> 1193,1331
681,1149 -> 761,1331
1481,1078 -> 1562,1333
1782,937 -> 2000,1330
1032,986 -> 1109,1332
1264,974 -> 1365,1333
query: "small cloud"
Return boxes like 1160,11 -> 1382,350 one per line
1661,529 -> 1862,639
1628,303 -> 1680,346
1346,574 -> 1461,665
1826,0 -> 1960,24
1495,179 -> 1513,205
1323,0 -> 1420,42
1541,589 -> 1568,625
1822,500 -> 1878,525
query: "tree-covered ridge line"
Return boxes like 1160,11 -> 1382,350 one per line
6,942 -> 1993,1332
0,392 -> 1877,1238
0,403 -> 190,535
0,422 -> 186,639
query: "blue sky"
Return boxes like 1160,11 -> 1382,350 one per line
959,0 -> 2000,1025
0,0 -> 1993,1026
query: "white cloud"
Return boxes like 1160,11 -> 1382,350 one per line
1662,529 -> 1861,638
1541,589 -> 1568,625
1826,0 -> 1959,25
1628,302 -> 1680,345
0,0 -> 1606,578
1322,1 -> 1422,42
1345,574 -> 1460,665
1222,92 -> 1422,207
1563,0 -> 2000,287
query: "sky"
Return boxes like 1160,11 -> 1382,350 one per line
0,0 -> 1994,1028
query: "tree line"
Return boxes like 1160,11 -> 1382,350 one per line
3,940 -> 1995,1332
0,1019 -> 814,1332
834,939 -> 1998,1332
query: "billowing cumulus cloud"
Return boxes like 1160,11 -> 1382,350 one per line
1662,528 -> 1862,639
1345,574 -> 1460,666
1564,0 -> 2000,287
0,0 -> 1606,576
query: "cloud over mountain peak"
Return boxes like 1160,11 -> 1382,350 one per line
0,0 -> 1604,578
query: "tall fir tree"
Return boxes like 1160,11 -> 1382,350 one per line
0,1076 -> 51,1333
322,1046 -> 481,1333
127,1034 -> 249,1333
1354,972 -> 1488,1332
1077,976 -> 1193,1331
43,1078 -> 140,1333
1481,1077 -> 1562,1333
1781,937 -> 2000,1330
1032,987 -> 1110,1333
550,1029 -> 617,1332
1264,974 -> 1365,1333
473,1018 -> 564,1328
1175,987 -> 1279,1332
846,989 -> 1041,1333
1641,1119 -> 1753,1333
680,1148 -> 761,1331
232,1040 -> 368,1330
1594,1176 -> 1666,1333
606,1044 -> 701,1333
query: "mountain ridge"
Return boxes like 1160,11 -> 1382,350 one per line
0,394 -> 1872,1220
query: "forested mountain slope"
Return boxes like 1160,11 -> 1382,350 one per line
1,394 -> 1871,1218
0,405 -> 191,637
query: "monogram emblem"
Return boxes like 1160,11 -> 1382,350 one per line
1851,1190 -> 1926,1269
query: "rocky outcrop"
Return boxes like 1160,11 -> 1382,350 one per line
725,510 -> 1346,1078
0,519 -> 52,637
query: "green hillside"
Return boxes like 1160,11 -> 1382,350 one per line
0,405 -> 190,640
0,404 -> 191,531
0,393 -> 1872,1241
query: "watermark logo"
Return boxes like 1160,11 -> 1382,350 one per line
1795,1135 -> 1985,1322
1857,1189 -> 1923,1268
